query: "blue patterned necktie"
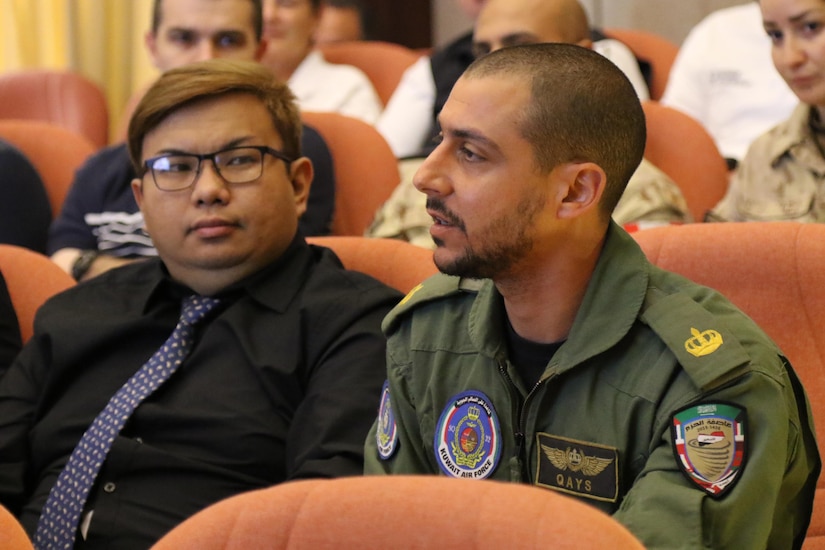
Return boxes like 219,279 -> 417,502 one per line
33,295 -> 221,550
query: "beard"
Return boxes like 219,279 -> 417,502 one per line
428,191 -> 544,280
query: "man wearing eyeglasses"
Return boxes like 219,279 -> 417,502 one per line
0,59 -> 401,550
48,0 -> 338,283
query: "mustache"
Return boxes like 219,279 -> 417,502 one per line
426,198 -> 465,231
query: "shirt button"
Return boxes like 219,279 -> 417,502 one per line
135,437 -> 143,444
103,482 -> 116,493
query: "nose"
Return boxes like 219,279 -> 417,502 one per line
412,144 -> 452,198
190,160 -> 230,206
776,34 -> 806,69
193,41 -> 219,62
262,0 -> 279,22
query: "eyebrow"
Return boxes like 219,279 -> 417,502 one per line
766,9 -> 821,26
164,26 -> 249,37
444,126 -> 502,155
473,32 -> 538,53
499,32 -> 539,47
154,137 -> 256,156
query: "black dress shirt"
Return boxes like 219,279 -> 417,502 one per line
0,236 -> 401,549
0,271 -> 21,373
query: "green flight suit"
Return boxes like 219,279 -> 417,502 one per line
365,223 -> 820,549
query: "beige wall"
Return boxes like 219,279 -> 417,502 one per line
585,0 -> 754,45
431,0 -> 475,48
432,0 -> 755,47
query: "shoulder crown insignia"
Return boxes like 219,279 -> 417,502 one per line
684,327 -> 723,357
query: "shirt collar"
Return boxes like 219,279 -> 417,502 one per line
141,234 -> 316,314
766,103 -> 825,172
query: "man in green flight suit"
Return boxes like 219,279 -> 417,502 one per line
364,43 -> 820,549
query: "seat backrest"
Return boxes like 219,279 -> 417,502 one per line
114,82 -> 153,144
301,111 -> 400,236
632,222 -> 825,546
0,69 -> 109,149
307,236 -> 437,293
0,245 -> 75,343
0,503 -> 33,550
0,120 -> 97,218
602,28 -> 678,100
150,476 -> 645,550
641,101 -> 729,221
317,40 -> 421,106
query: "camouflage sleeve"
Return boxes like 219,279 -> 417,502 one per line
365,158 -> 435,249
613,158 -> 693,226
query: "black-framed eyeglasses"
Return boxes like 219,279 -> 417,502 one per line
143,145 -> 294,191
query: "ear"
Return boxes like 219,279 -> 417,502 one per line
289,157 -> 313,218
253,38 -> 268,62
317,3 -> 328,23
145,31 -> 161,70
556,162 -> 606,220
131,177 -> 146,211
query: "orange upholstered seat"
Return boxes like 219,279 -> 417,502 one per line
307,236 -> 437,294
0,245 -> 75,343
151,476 -> 645,549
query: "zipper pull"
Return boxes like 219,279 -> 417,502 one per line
510,430 -> 526,481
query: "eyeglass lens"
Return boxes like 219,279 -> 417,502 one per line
150,147 -> 266,190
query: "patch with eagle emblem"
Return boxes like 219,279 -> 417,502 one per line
536,433 -> 619,502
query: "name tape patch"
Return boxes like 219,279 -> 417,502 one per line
536,433 -> 619,502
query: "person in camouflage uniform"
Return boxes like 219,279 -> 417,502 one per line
708,0 -> 825,222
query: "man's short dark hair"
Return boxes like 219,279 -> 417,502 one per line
151,0 -> 264,42
464,43 -> 647,220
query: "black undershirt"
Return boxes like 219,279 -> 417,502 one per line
504,318 -> 563,389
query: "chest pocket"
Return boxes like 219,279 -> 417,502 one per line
738,162 -> 823,221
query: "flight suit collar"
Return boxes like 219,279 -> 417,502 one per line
468,223 -> 649,376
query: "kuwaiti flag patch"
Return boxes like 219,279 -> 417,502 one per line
671,402 -> 747,498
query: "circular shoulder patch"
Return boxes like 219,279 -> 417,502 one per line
376,381 -> 399,460
434,390 -> 502,479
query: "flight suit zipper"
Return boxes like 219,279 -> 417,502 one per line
498,359 -> 551,482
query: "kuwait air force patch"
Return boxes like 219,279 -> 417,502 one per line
376,381 -> 398,460
671,402 -> 747,498
434,390 -> 501,479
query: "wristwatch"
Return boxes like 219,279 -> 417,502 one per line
71,250 -> 100,281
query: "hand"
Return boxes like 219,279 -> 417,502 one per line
81,254 -> 142,281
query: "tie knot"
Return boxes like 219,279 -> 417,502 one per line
181,295 -> 221,325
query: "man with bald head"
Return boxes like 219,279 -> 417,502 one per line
367,0 -> 689,249
472,0 -> 589,55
